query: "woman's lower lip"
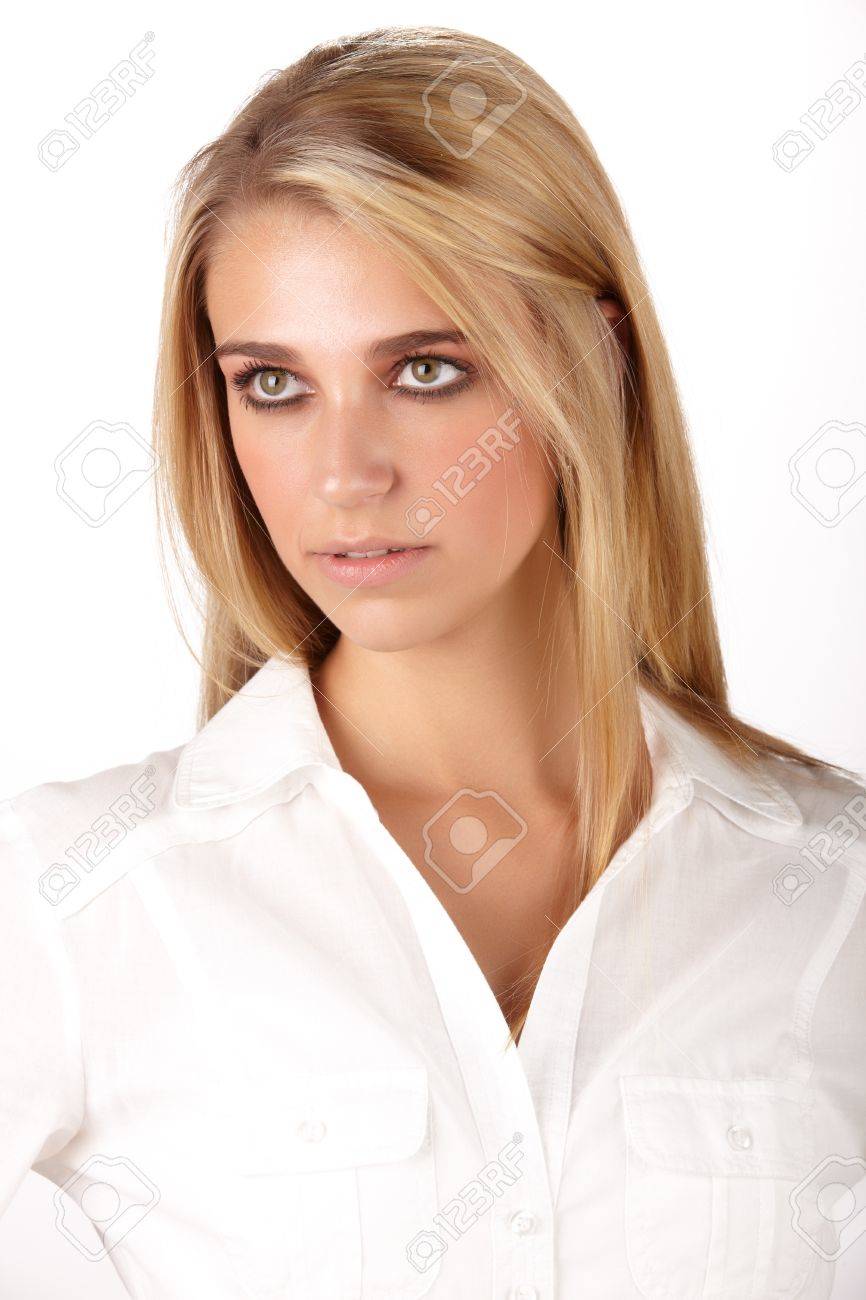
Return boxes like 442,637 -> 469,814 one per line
313,547 -> 432,588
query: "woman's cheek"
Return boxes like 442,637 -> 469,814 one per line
458,430 -> 555,558
232,428 -> 302,529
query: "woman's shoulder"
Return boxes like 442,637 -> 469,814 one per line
765,750 -> 866,843
0,741 -> 188,919
649,688 -> 866,878
0,700 -> 323,923
758,750 -> 866,901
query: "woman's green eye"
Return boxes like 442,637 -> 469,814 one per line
396,356 -> 465,392
406,358 -> 442,385
254,369 -> 292,399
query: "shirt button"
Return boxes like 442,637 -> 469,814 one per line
510,1287 -> 539,1299
508,1209 -> 537,1235
296,1118 -> 326,1143
727,1124 -> 753,1151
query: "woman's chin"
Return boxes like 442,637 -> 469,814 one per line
322,597 -> 477,655
326,618 -> 439,655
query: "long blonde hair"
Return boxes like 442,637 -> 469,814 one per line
154,26 -> 853,1042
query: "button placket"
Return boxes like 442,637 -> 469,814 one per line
328,766 -> 556,1296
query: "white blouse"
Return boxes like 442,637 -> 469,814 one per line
2,653 -> 865,1299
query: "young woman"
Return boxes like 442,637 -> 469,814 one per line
3,25 -> 865,1300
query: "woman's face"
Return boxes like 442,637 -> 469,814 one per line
205,202 -> 561,652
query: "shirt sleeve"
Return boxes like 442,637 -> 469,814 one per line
0,797 -> 85,1217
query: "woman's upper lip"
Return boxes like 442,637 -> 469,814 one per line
313,538 -> 428,555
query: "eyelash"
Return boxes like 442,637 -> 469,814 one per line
227,352 -> 475,413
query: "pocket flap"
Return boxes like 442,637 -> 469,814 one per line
620,1074 -> 814,1180
227,1063 -> 431,1174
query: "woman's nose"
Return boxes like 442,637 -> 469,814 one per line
310,408 -> 396,508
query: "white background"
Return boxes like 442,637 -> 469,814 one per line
2,0 -> 865,1294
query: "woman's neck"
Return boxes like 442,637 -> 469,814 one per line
310,566 -> 582,812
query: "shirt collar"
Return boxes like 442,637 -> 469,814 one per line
171,653 -> 802,826
172,653 -> 341,810
639,689 -> 802,827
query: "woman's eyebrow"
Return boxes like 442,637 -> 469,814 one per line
213,328 -> 468,366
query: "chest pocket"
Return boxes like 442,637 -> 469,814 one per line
620,1075 -> 826,1300
220,1063 -> 442,1300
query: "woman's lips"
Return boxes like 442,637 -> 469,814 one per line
313,546 -> 432,588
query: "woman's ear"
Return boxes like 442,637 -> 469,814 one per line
595,295 -> 632,372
